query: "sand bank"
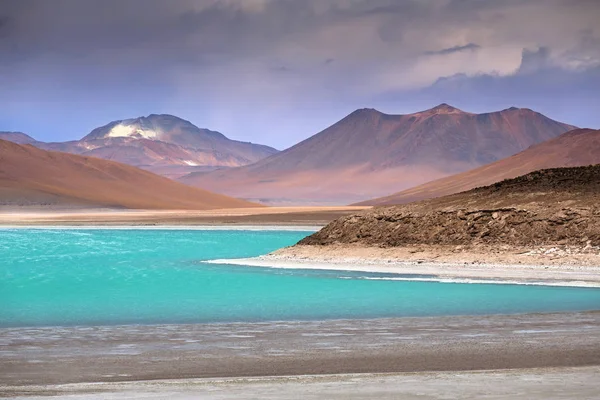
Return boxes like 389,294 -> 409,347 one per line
0,206 -> 367,226
0,224 -> 320,231
208,244 -> 600,287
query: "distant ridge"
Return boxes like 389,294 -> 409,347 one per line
0,131 -> 37,145
357,128 -> 600,206
180,104 -> 576,205
0,139 -> 260,210
0,115 -> 278,179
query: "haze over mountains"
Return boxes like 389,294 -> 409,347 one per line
359,128 -> 600,206
0,132 -> 37,145
0,115 -> 278,179
180,104 -> 576,205
0,139 -> 259,210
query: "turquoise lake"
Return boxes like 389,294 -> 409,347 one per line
2,228 -> 600,328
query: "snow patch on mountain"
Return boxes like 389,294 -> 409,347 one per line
107,124 -> 158,139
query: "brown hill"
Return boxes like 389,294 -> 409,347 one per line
180,104 -> 576,205
300,165 -> 600,248
358,128 -> 600,206
2,115 -> 278,179
0,139 -> 260,209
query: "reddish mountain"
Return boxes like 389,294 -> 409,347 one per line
2,115 -> 278,179
358,128 -> 600,206
180,104 -> 576,205
0,139 -> 260,209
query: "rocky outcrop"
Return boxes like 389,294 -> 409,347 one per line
300,165 -> 600,247
300,207 -> 600,247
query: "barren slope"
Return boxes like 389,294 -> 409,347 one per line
181,104 -> 575,204
0,140 -> 260,209
300,165 -> 600,248
359,128 -> 600,206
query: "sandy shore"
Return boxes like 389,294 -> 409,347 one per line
209,244 -> 600,287
1,312 -> 600,392
3,367 -> 600,399
0,207 -> 367,226
0,224 -> 321,231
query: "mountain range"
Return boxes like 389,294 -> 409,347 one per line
179,104 -> 577,205
0,139 -> 259,209
0,114 -> 278,179
2,104 -> 590,208
358,128 -> 600,206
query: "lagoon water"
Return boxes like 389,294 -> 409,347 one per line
2,228 -> 600,328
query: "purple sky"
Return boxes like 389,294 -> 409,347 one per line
1,0 -> 599,149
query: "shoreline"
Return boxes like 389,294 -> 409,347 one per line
3,366 -> 600,398
0,207 -> 366,227
0,224 -> 321,231
207,244 -> 600,287
2,312 -> 599,391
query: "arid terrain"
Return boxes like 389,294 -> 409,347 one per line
360,128 -> 600,206
180,104 -> 575,204
0,139 -> 259,210
244,165 -> 600,282
302,165 -> 600,248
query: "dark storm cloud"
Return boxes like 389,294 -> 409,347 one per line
376,47 -> 600,128
517,47 -> 552,74
423,43 -> 481,56
1,1 -> 594,69
0,1 -> 199,61
0,15 -> 10,34
0,0 -> 599,148
0,1 -> 511,60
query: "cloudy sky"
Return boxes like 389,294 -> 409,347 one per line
1,0 -> 599,148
